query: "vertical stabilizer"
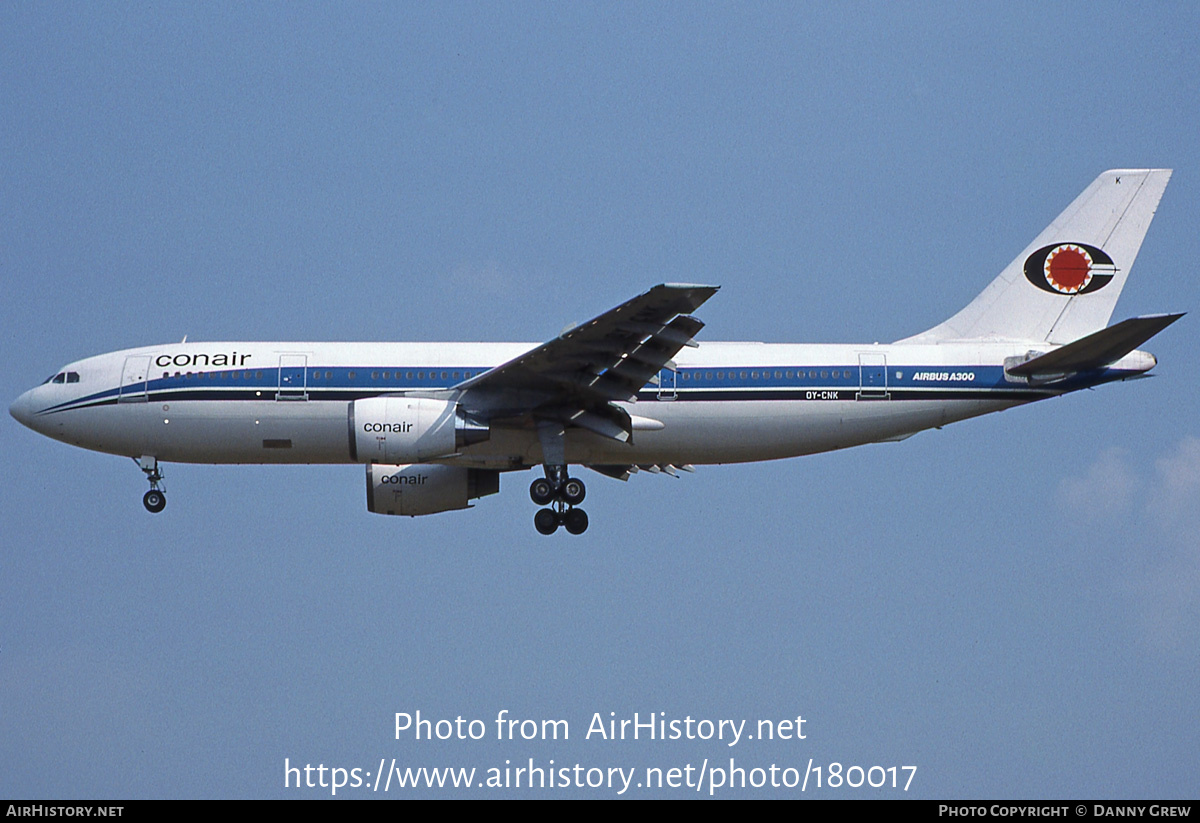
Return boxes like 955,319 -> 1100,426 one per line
900,169 -> 1171,344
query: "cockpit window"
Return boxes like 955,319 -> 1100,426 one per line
67,372 -> 80,383
52,373 -> 66,384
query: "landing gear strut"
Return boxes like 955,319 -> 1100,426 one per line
137,455 -> 166,513
529,466 -> 588,535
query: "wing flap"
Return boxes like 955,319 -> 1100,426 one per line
571,409 -> 633,442
586,464 -> 634,481
585,462 -> 696,481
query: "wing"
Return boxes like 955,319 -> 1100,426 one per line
455,283 -> 719,442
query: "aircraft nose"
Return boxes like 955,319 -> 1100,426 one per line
10,390 -> 34,429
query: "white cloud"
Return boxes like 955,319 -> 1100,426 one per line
1057,446 -> 1137,516
1059,437 -> 1200,653
1140,437 -> 1200,651
1148,436 -> 1200,528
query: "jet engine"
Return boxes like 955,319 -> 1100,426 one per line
366,463 -> 500,516
350,397 -> 488,463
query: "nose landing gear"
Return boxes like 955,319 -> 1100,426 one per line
529,467 -> 588,535
136,455 -> 166,513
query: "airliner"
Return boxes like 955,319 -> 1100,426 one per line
10,169 -> 1181,534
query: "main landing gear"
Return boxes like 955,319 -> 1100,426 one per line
529,468 -> 588,535
137,455 -> 166,513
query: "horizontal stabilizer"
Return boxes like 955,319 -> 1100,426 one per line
1007,313 -> 1183,376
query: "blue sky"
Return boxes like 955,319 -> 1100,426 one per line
3,3 -> 1198,798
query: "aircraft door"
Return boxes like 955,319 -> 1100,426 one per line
118,355 -> 151,402
656,366 -> 677,400
858,353 -> 889,400
278,354 -> 308,400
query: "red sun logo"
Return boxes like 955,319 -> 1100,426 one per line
1043,244 -> 1093,294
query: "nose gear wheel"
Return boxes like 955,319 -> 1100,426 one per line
135,456 -> 167,513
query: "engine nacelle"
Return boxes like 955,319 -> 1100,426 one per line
350,397 -> 488,463
366,463 -> 500,516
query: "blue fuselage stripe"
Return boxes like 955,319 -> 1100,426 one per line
35,364 -> 1137,416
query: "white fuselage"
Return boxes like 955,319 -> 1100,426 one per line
10,339 -> 1147,471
